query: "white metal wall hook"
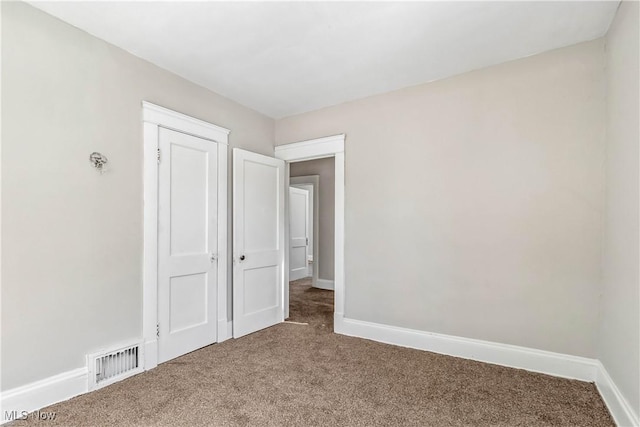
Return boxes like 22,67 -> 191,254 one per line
89,152 -> 108,173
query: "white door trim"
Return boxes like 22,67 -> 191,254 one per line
142,102 -> 229,371
275,134 -> 345,162
275,134 -> 345,319
291,176 -> 320,288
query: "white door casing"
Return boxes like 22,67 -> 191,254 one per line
289,187 -> 310,281
157,128 -> 218,363
233,148 -> 285,338
142,102 -> 229,371
274,134 -> 345,324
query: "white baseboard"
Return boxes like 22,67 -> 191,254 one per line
3,318 -> 635,427
1,368 -> 88,424
0,323 -> 239,425
595,361 -> 639,427
314,279 -> 334,290
334,315 -> 640,426
334,315 -> 597,381
144,339 -> 158,371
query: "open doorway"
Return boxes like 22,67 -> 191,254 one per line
286,158 -> 335,330
230,134 -> 344,339
275,134 -> 345,334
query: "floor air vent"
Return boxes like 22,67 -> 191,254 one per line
87,343 -> 144,390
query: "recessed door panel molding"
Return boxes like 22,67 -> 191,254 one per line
169,273 -> 208,333
243,266 -> 279,315
169,144 -> 209,256
244,161 -> 279,252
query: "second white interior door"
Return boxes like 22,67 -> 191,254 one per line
233,148 -> 285,338
289,187 -> 310,281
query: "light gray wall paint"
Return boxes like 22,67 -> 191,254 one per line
599,0 -> 640,417
290,158 -> 335,281
1,2 -> 274,390
277,39 -> 606,358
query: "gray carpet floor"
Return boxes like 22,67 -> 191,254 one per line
12,277 -> 613,426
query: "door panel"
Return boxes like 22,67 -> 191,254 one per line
158,128 -> 217,363
243,266 -> 279,314
169,273 -> 208,332
289,187 -> 309,281
244,161 -> 279,251
169,144 -> 209,255
233,149 -> 285,338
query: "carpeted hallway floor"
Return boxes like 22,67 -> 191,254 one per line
286,277 -> 334,330
12,277 -> 613,426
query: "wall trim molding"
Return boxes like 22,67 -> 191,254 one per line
2,322 -> 636,427
314,279 -> 334,290
595,361 -> 639,427
1,368 -> 88,424
142,101 -> 230,143
275,134 -> 345,162
335,315 -> 640,426
334,315 -> 598,381
143,339 -> 158,370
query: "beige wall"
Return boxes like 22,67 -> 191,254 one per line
599,0 -> 640,417
1,2 -> 274,390
276,39 -> 606,358
290,158 -> 335,281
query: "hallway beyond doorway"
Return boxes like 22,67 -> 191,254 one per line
286,277 -> 334,331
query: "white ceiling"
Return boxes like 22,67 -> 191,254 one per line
30,1 -> 619,119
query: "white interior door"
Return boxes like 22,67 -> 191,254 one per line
292,183 -> 314,277
289,187 -> 309,281
158,127 -> 218,363
233,148 -> 285,338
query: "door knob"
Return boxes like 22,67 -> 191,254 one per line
240,255 -> 246,261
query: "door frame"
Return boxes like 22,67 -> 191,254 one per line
142,102 -> 229,370
290,176 -> 320,288
275,134 -> 345,322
